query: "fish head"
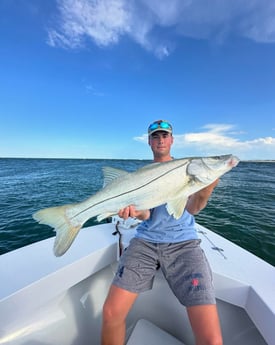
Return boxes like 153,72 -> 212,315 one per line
187,154 -> 240,184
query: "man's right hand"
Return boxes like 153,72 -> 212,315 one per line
118,205 -> 150,221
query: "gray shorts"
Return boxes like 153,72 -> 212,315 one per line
112,238 -> 215,307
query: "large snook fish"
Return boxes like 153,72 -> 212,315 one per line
33,154 -> 239,256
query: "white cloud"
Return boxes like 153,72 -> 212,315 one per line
85,84 -> 105,96
176,124 -> 275,155
47,0 -> 131,49
47,0 -> 275,57
178,124 -> 242,149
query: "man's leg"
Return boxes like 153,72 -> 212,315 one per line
101,285 -> 138,345
187,304 -> 223,345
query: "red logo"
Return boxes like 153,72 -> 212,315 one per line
191,278 -> 199,287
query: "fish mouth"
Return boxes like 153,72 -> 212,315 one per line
229,156 -> 240,167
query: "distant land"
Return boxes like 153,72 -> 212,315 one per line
0,157 -> 274,162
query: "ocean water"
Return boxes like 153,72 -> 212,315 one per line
0,158 -> 274,266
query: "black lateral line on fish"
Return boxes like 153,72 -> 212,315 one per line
69,160 -> 190,222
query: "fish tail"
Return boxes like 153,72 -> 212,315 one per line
33,205 -> 83,257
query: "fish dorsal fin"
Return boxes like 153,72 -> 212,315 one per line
102,167 -> 129,187
166,197 -> 188,219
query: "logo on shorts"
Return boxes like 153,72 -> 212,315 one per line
186,273 -> 206,292
191,278 -> 199,287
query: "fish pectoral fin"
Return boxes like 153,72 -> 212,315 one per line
102,167 -> 129,187
166,197 -> 187,219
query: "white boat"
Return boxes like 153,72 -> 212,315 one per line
0,219 -> 274,345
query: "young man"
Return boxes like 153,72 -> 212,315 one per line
101,120 -> 222,345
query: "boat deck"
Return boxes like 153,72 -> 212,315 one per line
0,222 -> 274,344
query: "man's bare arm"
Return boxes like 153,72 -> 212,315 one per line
186,179 -> 219,215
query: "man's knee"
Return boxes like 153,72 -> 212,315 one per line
102,299 -> 122,323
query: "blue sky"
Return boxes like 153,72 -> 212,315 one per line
1,0 -> 275,160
